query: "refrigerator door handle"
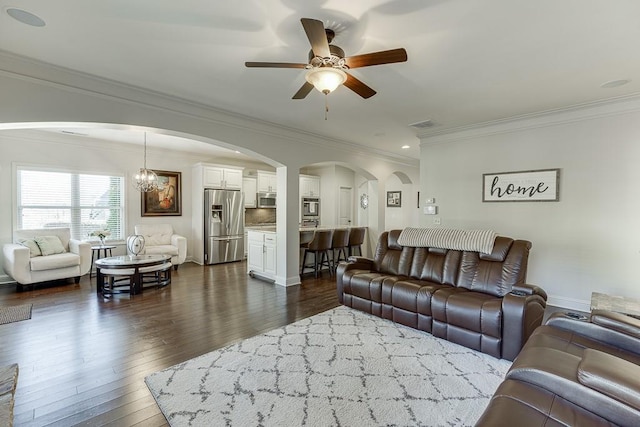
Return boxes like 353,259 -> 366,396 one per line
226,198 -> 231,235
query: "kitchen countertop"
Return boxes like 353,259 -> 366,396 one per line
246,225 -> 360,233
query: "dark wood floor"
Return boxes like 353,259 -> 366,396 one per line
0,262 -> 340,426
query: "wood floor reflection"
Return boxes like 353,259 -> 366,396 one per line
0,261 -> 340,426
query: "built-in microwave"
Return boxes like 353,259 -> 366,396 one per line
257,192 -> 276,208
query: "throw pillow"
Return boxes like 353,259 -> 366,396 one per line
34,235 -> 66,256
17,238 -> 42,257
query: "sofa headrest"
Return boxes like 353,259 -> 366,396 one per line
479,237 -> 513,261
388,229 -> 403,250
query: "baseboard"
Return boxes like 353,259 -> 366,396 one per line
275,275 -> 301,287
0,274 -> 15,285
546,294 -> 591,313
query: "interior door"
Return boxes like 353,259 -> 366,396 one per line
339,187 -> 353,226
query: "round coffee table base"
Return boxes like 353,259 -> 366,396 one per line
95,255 -> 171,296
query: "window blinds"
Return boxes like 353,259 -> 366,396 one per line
17,168 -> 124,241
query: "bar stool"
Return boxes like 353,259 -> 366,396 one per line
348,227 -> 366,257
300,229 -> 333,278
331,228 -> 350,270
300,230 -> 314,249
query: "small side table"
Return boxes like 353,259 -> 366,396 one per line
591,292 -> 640,319
90,245 -> 116,278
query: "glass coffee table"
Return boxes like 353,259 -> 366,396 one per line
95,254 -> 171,295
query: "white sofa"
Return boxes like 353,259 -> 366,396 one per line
133,224 -> 187,270
2,228 -> 91,290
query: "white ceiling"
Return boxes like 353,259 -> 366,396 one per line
2,0 -> 639,160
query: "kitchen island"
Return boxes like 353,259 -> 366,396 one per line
246,226 -> 365,282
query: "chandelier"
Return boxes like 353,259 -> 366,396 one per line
133,133 -> 158,192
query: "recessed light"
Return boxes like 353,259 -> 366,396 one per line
6,8 -> 46,27
401,145 -> 410,149
600,79 -> 630,88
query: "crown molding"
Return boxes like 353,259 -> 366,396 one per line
419,93 -> 640,146
0,50 -> 418,168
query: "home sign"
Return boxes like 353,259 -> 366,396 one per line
482,169 -> 559,202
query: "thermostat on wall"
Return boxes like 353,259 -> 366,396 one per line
424,205 -> 437,215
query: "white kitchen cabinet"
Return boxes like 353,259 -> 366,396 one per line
203,166 -> 243,189
247,230 -> 277,281
263,234 -> 277,276
257,171 -> 277,193
242,177 -> 257,207
300,174 -> 320,197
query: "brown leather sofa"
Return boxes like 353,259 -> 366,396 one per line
336,229 -> 547,361
476,310 -> 640,426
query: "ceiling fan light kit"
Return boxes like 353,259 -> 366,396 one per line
305,67 -> 347,94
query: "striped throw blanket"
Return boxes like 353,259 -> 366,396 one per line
397,228 -> 497,254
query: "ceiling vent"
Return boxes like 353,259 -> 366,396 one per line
409,119 -> 436,129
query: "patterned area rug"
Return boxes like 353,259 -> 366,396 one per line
0,304 -> 32,326
145,306 -> 511,426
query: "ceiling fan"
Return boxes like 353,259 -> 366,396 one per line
245,18 -> 408,100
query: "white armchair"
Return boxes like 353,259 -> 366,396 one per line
133,224 -> 187,270
2,228 -> 91,290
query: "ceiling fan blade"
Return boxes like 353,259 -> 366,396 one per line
301,18 -> 330,58
344,73 -> 376,99
245,62 -> 307,69
292,82 -> 315,99
344,48 -> 408,69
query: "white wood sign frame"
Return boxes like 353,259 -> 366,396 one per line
482,169 -> 560,202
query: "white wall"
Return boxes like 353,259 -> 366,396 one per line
384,175 -> 420,231
420,102 -> 640,310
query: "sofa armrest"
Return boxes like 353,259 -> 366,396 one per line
170,234 -> 187,264
546,311 -> 640,356
336,257 -> 375,304
69,239 -> 92,275
512,283 -> 548,301
2,243 -> 31,284
590,310 -> 640,339
578,349 -> 640,411
345,256 -> 374,268
502,288 -> 547,360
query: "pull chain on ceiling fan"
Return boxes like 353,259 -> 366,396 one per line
245,18 -> 408,106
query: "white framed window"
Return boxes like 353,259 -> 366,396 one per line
16,166 -> 125,241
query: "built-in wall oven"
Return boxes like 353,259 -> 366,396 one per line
301,197 -> 320,226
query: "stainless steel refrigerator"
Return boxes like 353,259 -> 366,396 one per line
204,189 -> 244,264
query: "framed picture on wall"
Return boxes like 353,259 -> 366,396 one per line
141,170 -> 182,216
386,191 -> 402,207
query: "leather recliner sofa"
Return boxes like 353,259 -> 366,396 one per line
336,229 -> 547,361
476,309 -> 640,426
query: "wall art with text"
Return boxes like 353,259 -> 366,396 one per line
482,169 -> 559,202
